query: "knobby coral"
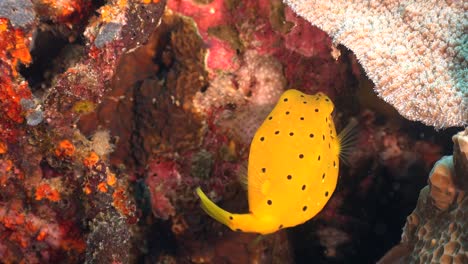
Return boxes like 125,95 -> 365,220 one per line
284,0 -> 467,128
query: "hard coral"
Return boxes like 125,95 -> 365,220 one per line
452,128 -> 468,190
284,0 -> 467,128
379,129 -> 468,263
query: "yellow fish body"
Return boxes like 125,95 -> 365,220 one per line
196,89 -> 353,234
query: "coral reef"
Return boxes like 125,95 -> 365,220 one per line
0,17 -> 33,142
0,0 -> 166,263
1,0 -> 464,262
284,0 -> 467,128
378,129 -> 467,264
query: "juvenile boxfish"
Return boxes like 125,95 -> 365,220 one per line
196,89 -> 356,234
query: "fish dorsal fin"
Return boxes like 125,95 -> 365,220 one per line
338,118 -> 359,165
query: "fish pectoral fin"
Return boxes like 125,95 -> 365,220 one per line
196,187 -> 233,228
237,162 -> 248,190
338,117 -> 360,164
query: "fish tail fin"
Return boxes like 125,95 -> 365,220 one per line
196,187 -> 233,228
338,117 -> 359,165
196,187 -> 271,234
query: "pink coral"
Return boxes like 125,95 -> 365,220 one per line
145,160 -> 181,220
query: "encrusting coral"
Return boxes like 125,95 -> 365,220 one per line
378,128 -> 468,264
283,0 -> 467,128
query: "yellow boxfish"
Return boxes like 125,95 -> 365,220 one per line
196,89 -> 356,234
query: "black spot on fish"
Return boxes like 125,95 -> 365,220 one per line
260,137 -> 265,141
300,95 -> 304,98
323,135 -> 325,140
333,161 -> 336,167
326,117 -> 328,122
287,175 -> 292,180
300,117 -> 304,120
268,116 -> 273,120
309,133 -> 314,138
299,154 -> 304,159
315,108 -> 319,112
289,132 -> 294,136
322,173 -> 326,179
302,185 -> 306,190
318,155 -> 321,161
275,131 -> 280,135
262,168 -> 266,173
286,111 -> 290,115
325,191 -> 329,197
325,98 -> 329,102
279,225 -> 283,229
329,143 -> 331,149
284,98 -> 288,102
303,206 -> 307,211
267,200 -> 272,205
229,216 -> 233,220
303,101 -> 307,104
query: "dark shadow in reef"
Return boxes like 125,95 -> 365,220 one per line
289,118 -> 462,263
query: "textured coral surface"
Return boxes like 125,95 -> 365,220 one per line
380,129 -> 467,264
284,0 -> 467,128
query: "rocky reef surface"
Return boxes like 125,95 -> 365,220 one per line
0,0 -> 465,263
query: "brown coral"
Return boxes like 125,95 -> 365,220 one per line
380,129 -> 468,263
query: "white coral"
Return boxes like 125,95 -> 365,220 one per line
284,0 -> 467,128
